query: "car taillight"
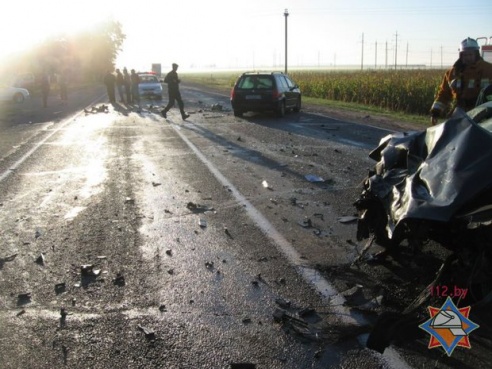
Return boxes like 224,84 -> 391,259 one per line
272,89 -> 281,99
230,88 -> 235,99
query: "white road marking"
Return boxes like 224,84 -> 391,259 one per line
171,120 -> 414,369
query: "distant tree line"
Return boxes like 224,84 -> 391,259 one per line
1,19 -> 125,86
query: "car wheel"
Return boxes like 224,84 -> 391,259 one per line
276,100 -> 286,117
13,93 -> 24,103
293,97 -> 301,113
233,109 -> 243,117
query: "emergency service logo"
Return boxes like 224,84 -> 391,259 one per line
419,296 -> 479,356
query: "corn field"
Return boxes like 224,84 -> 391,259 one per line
188,69 -> 446,116
289,69 -> 444,116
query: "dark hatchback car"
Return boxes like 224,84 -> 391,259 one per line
230,72 -> 301,117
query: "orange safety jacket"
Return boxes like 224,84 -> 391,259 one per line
430,58 -> 492,117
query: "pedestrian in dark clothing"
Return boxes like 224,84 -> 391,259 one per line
59,69 -> 68,102
103,70 -> 116,103
161,63 -> 189,120
40,73 -> 50,108
115,69 -> 125,103
123,67 -> 131,104
130,69 -> 141,107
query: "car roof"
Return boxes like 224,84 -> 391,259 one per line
240,71 -> 286,76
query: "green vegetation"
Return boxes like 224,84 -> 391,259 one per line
184,69 -> 445,125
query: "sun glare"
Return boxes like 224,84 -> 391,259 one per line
0,1 -> 113,62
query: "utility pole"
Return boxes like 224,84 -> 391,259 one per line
284,9 -> 289,74
406,42 -> 408,68
375,41 -> 378,69
385,41 -> 388,68
361,33 -> 364,70
440,45 -> 443,68
394,31 -> 398,69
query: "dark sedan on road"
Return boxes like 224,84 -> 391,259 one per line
230,71 -> 301,117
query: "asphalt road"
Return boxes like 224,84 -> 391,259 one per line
0,84 -> 490,369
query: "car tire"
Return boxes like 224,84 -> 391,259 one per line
13,93 -> 24,103
276,100 -> 286,117
293,97 -> 301,113
233,110 -> 243,117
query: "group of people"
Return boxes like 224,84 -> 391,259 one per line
430,37 -> 492,125
103,67 -> 141,106
103,63 -> 189,120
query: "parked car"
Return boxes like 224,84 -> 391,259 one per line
0,83 -> 30,103
137,73 -> 162,100
230,71 -> 301,117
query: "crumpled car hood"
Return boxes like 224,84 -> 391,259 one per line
367,102 -> 492,238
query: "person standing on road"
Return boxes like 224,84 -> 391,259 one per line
115,69 -> 125,103
430,37 -> 492,125
39,72 -> 50,108
161,63 -> 189,120
59,69 -> 68,102
123,67 -> 132,104
130,69 -> 141,107
103,70 -> 116,104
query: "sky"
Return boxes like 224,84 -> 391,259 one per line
1,0 -> 491,72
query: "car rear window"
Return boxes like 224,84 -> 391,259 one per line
237,76 -> 273,90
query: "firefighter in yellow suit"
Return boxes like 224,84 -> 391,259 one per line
430,37 -> 492,125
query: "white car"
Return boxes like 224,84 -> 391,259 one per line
137,73 -> 162,100
0,83 -> 30,103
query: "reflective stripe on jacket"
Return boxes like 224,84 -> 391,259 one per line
430,58 -> 492,116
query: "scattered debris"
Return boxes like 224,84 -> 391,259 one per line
275,298 -> 292,309
54,283 -> 66,294
224,227 -> 232,238
80,264 -> 101,277
113,273 -> 126,286
159,304 -> 167,312
304,174 -> 325,183
298,218 -> 313,228
211,103 -> 223,111
165,249 -> 173,256
35,230 -> 42,239
35,253 -> 45,266
198,218 -> 207,228
84,105 -> 109,114
242,317 -> 252,324
262,180 -> 272,190
18,292 -> 32,304
186,202 -> 214,213
152,182 -> 161,187
137,325 -> 155,340
16,309 -> 26,317
205,261 -> 214,269
124,197 -> 135,204
338,216 -> 358,224
0,253 -> 17,264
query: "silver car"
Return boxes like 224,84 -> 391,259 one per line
137,73 -> 162,100
0,83 -> 30,103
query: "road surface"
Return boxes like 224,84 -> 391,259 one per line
0,84 -> 489,368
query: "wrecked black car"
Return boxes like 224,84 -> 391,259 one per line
354,101 -> 492,352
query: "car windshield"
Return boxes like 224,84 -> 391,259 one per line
140,75 -> 158,84
237,76 -> 273,90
